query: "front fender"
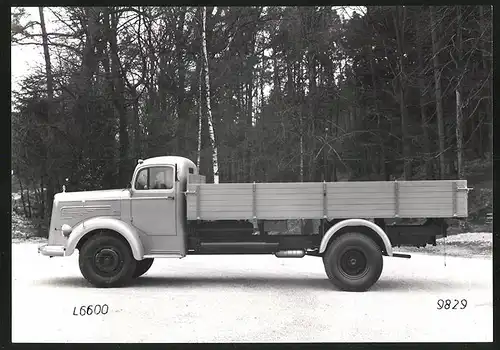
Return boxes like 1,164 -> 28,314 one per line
319,219 -> 393,256
65,217 -> 144,260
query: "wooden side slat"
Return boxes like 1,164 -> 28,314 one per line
262,198 -> 394,205
196,195 -> 253,201
192,197 -> 463,206
194,188 -> 251,193
400,189 -> 456,194
202,189 -> 323,195
399,180 -> 467,187
327,188 -> 395,194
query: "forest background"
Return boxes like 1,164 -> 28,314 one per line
10,6 -> 493,236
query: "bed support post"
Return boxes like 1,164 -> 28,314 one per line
394,180 -> 399,218
252,181 -> 260,235
452,181 -> 457,217
323,181 -> 328,220
196,185 -> 201,221
320,181 -> 328,237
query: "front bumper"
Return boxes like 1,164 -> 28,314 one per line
38,244 -> 65,257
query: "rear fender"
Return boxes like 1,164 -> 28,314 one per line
319,218 -> 393,256
65,217 -> 144,260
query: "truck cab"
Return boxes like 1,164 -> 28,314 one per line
39,156 -> 196,287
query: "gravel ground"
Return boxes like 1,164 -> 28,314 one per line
11,242 -> 492,343
397,232 -> 492,258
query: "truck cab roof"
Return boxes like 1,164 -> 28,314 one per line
139,156 -> 196,169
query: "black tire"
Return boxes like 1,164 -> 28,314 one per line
323,232 -> 383,292
132,258 -> 154,278
78,232 -> 137,288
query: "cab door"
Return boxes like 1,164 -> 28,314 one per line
130,165 -> 176,238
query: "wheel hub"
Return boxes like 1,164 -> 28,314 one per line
340,249 -> 367,277
94,248 -> 120,273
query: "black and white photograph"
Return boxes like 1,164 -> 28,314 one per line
10,5 -> 493,343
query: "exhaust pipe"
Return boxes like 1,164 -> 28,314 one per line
275,250 -> 305,258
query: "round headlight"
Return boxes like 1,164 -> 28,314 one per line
61,224 -> 72,237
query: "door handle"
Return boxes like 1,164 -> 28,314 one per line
166,196 -> 175,200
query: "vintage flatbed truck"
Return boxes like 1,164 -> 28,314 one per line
38,156 -> 470,291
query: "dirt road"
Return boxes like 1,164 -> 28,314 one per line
11,242 -> 492,343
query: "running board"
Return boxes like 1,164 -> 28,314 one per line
392,253 -> 411,258
143,254 -> 184,259
197,241 -> 279,254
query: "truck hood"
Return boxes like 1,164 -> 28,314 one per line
54,189 -> 130,202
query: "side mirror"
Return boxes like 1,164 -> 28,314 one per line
127,181 -> 134,196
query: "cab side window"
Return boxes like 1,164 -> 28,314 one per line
150,167 -> 173,189
134,167 -> 173,190
135,168 -> 148,189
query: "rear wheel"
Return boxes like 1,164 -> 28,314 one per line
78,232 -> 136,288
133,258 -> 154,278
323,232 -> 383,292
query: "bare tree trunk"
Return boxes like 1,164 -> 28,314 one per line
369,52 -> 387,180
92,8 -> 116,189
487,8 -> 493,158
39,176 -> 45,219
175,9 -> 188,154
145,8 -> 160,156
17,173 -> 28,217
38,6 -> 55,220
273,53 -> 280,97
308,47 -> 319,182
332,90 -> 340,182
293,58 -> 304,183
246,79 -> 254,181
26,185 -> 32,219
430,6 -> 446,179
299,117 -> 304,182
132,11 -> 142,160
130,88 -> 141,159
197,55 -> 203,169
393,6 -> 411,180
202,7 -> 219,184
39,7 -> 53,108
244,26 -> 258,182
415,12 -> 433,178
230,153 -> 236,182
260,47 -> 265,111
33,182 -> 42,218
479,5 -> 493,157
106,7 -> 129,187
454,6 -> 464,179
81,7 -> 100,81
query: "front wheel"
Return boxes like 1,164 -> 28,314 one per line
323,232 -> 383,292
78,232 -> 137,288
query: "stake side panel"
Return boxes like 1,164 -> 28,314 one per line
186,179 -> 468,220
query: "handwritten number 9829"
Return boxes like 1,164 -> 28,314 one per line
437,299 -> 467,310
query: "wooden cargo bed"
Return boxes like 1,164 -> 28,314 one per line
185,175 -> 469,221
